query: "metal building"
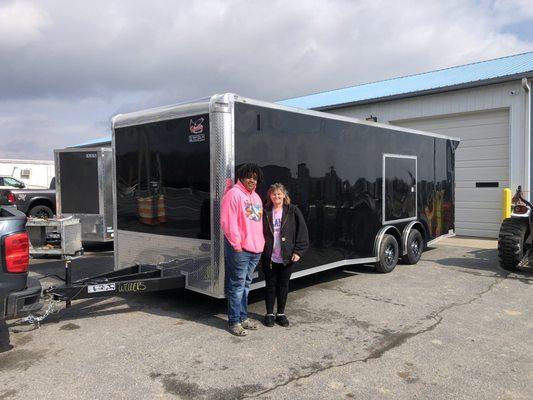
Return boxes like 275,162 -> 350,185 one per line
281,52 -> 533,238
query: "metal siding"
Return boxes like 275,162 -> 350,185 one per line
331,82 -> 520,122
526,80 -> 533,192
329,80 -> 528,193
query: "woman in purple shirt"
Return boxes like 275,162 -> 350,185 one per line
261,183 -> 309,327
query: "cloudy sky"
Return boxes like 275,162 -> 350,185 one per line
1,0 -> 532,160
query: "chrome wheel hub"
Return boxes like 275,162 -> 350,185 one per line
411,240 -> 420,255
385,245 -> 395,264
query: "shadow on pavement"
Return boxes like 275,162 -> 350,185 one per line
18,252 -> 381,334
432,247 -> 533,283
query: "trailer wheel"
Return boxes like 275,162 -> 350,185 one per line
402,229 -> 423,265
375,234 -> 399,273
28,205 -> 53,219
498,218 -> 529,271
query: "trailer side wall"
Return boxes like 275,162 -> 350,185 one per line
234,102 -> 456,276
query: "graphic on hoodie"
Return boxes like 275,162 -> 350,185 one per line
244,201 -> 263,222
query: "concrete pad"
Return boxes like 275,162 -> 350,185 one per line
1,243 -> 531,399
437,235 -> 497,249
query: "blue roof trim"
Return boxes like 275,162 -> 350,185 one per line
71,137 -> 111,148
279,51 -> 533,109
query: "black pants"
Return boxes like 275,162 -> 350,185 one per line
263,262 -> 293,315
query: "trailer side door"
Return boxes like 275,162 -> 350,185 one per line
383,154 -> 417,224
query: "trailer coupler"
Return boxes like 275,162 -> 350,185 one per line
43,262 -> 187,304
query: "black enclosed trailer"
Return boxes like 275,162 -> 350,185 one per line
54,147 -> 114,242
106,93 -> 459,298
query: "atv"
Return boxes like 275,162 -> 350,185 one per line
498,186 -> 533,271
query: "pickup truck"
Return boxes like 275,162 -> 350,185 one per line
0,206 -> 42,352
0,176 -> 47,190
9,180 -> 56,218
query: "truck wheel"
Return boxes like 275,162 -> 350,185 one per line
375,234 -> 399,273
402,229 -> 423,265
28,205 -> 53,219
498,218 -> 529,271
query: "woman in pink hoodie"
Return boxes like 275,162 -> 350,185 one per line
220,163 -> 265,336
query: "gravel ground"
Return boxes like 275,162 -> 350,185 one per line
0,240 -> 531,400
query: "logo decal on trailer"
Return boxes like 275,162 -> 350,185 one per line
88,283 -> 116,293
189,118 -> 204,134
188,117 -> 206,143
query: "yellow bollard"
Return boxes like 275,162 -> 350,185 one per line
502,188 -> 512,220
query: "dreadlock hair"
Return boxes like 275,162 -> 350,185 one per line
235,163 -> 264,185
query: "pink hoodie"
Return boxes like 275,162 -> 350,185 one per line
220,180 -> 265,253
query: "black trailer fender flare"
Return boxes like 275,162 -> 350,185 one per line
373,226 -> 402,260
402,221 -> 426,256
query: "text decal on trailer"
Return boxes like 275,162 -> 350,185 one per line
188,117 -> 206,143
87,283 -> 116,293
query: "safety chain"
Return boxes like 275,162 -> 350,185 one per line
21,296 -> 62,328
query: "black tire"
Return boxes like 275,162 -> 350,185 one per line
28,205 -> 53,219
375,234 -> 399,273
0,318 -> 11,353
498,218 -> 529,271
402,229 -> 423,265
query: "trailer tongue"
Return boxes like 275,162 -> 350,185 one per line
43,260 -> 187,305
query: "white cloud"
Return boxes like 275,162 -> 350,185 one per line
0,0 -> 531,159
491,0 -> 533,24
0,1 -> 50,48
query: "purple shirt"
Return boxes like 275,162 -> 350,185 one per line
271,209 -> 283,263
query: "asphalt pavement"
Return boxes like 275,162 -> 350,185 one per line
0,239 -> 531,399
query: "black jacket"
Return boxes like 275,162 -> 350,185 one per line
262,203 -> 309,266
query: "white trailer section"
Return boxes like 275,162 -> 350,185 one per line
0,159 -> 55,189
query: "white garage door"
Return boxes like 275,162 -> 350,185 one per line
392,109 -> 509,238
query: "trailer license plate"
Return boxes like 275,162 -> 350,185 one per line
188,133 -> 205,143
88,283 -> 116,293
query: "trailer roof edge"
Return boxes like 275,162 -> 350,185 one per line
236,95 -> 461,143
111,93 -> 460,142
54,147 -> 112,154
112,97 -> 211,129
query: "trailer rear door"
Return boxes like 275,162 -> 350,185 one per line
114,114 -> 211,239
59,151 -> 99,214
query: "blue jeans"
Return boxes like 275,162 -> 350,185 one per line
225,239 -> 261,326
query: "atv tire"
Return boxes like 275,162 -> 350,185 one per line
498,218 -> 528,271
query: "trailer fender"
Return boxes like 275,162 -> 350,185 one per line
402,221 -> 426,256
373,226 -> 402,260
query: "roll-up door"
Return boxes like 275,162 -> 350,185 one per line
392,109 -> 509,238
